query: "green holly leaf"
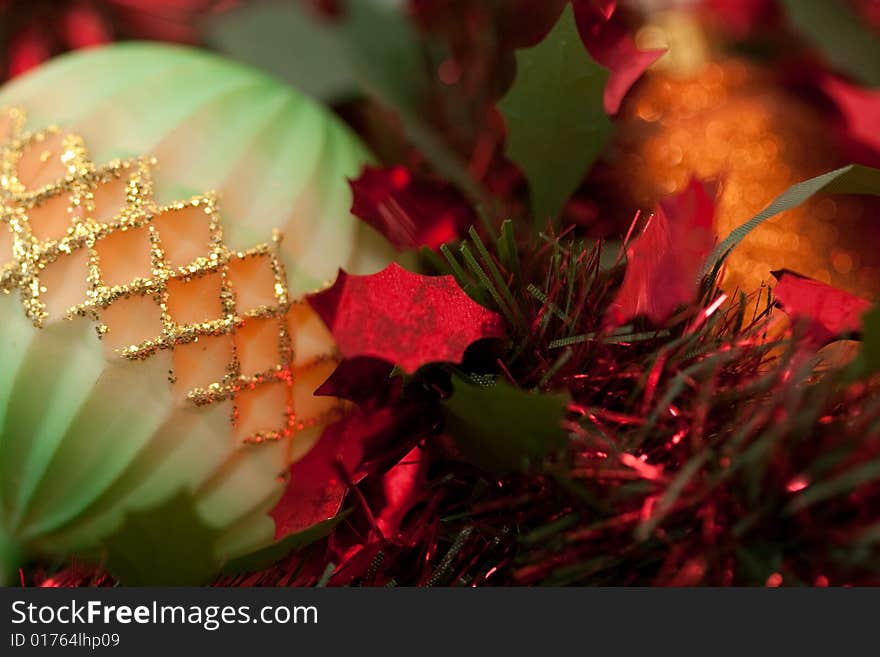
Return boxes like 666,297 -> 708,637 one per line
101,492 -> 223,586
498,4 -> 612,224
858,306 -> 880,376
703,164 -> 880,278
443,376 -> 570,473
781,0 -> 880,88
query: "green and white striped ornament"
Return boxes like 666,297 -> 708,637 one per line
0,43 -> 394,583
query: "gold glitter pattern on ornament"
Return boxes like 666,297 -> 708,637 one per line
607,59 -> 880,299
0,106 -> 343,445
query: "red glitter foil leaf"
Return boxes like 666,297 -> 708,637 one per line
573,0 -> 665,115
606,179 -> 716,326
270,410 -> 386,541
349,165 -> 468,251
772,270 -> 872,346
307,263 -> 505,373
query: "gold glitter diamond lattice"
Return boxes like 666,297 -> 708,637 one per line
0,106 -> 344,445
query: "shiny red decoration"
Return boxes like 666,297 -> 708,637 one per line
409,0 -> 566,50
823,76 -> 880,155
573,0 -> 665,115
772,270 -> 872,345
269,409 -> 391,541
307,263 -> 505,373
700,0 -> 776,38
314,357 -> 399,408
375,445 -> 426,539
349,165 -> 469,251
1,0 -> 235,78
606,180 -> 716,326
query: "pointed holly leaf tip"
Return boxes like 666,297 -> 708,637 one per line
443,376 -> 570,474
772,270 -> 872,347
306,263 -> 505,373
101,491 -> 223,586
498,3 -> 613,223
606,179 -> 716,326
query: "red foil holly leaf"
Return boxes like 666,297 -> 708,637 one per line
307,263 -> 505,373
772,270 -> 872,346
823,76 -> 880,155
270,408 -> 398,541
606,180 -> 716,326
314,357 -> 399,408
573,0 -> 665,115
349,165 -> 470,251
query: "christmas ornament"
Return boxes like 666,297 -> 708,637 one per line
0,43 -> 396,583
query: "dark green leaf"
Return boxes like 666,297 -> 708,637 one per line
787,460 -> 880,513
781,0 -> 880,88
703,164 -> 880,278
206,1 -> 358,103
443,375 -> 570,473
343,0 -> 494,219
635,452 -> 708,541
858,305 -> 880,375
497,219 -> 522,284
101,491 -> 222,585
207,0 -> 425,107
210,0 -> 491,220
222,514 -> 347,576
498,4 -> 612,223
340,0 -> 430,113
